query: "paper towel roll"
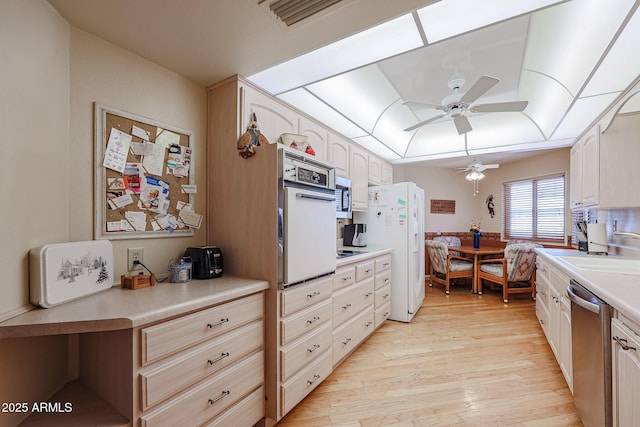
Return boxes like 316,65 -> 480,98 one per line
587,223 -> 608,254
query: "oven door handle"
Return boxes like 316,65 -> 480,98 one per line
296,193 -> 336,202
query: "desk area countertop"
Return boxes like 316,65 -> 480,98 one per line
0,276 -> 269,339
536,248 -> 640,326
336,247 -> 393,266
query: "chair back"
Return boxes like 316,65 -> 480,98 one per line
505,243 -> 543,282
433,236 -> 461,247
425,240 -> 449,275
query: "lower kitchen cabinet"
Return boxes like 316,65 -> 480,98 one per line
611,317 -> 640,427
535,256 -> 572,391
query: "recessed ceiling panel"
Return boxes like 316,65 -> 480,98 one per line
553,92 -> 621,139
404,122 -> 467,158
463,113 -> 543,149
350,135 -> 402,160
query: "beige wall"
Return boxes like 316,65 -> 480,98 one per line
0,2 -> 207,423
395,148 -> 571,236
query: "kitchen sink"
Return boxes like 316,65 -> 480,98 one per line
557,256 -> 640,275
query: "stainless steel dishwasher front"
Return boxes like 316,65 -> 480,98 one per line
568,279 -> 613,427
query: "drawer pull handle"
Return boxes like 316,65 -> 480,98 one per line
207,352 -> 230,365
383,263 -> 390,267
208,390 -> 230,405
207,318 -> 229,328
307,291 -> 321,299
365,268 -> 373,273
307,316 -> 321,324
383,293 -> 389,299
365,292 -> 373,298
342,276 -> 352,281
307,374 -> 321,385
307,344 -> 321,353
342,303 -> 352,310
383,312 -> 389,317
365,321 -> 373,327
384,278 -> 390,283
613,336 -> 637,351
342,337 -> 352,345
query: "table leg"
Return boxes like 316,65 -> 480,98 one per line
473,254 -> 479,294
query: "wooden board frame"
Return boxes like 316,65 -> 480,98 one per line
430,199 -> 456,215
94,103 -> 195,240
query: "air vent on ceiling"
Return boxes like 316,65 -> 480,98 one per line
258,0 -> 345,27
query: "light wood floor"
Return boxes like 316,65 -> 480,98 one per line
278,282 -> 582,426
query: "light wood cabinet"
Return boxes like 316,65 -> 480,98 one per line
298,117 -> 328,162
328,133 -> 351,178
570,125 -> 599,209
382,162 -> 393,185
535,257 -> 572,391
368,154 -> 383,185
350,144 -> 369,211
611,317 -> 640,427
240,84 -> 297,145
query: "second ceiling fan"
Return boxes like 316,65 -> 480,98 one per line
403,74 -> 528,134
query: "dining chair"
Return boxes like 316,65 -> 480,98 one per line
433,235 -> 462,256
477,242 -> 543,303
425,240 -> 474,295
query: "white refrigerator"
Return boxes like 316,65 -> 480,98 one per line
359,182 -> 425,322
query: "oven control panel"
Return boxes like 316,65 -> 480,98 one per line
282,149 -> 335,190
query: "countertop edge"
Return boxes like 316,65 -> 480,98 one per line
336,247 -> 393,266
0,276 -> 269,339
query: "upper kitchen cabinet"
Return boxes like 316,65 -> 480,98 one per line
570,125 -> 599,209
599,111 -> 640,208
382,162 -> 393,185
240,83 -> 297,144
298,117 -> 328,162
368,154 -> 394,186
328,132 -> 351,178
350,144 -> 369,211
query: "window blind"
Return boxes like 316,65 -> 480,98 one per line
503,174 -> 565,243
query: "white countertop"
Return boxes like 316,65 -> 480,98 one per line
0,275 -> 269,339
536,248 -> 640,325
336,246 -> 393,266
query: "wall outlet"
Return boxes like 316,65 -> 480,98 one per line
127,247 -> 144,271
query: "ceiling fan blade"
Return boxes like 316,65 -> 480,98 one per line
460,76 -> 499,104
471,100 -> 528,113
453,114 -> 472,135
476,163 -> 500,171
403,100 -> 444,110
403,113 -> 447,132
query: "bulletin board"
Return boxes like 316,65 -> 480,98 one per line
94,103 -> 197,240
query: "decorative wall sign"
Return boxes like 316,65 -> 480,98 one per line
430,199 -> 456,214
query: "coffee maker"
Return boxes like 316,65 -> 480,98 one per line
344,223 -> 367,247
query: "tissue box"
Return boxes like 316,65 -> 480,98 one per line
29,240 -> 114,308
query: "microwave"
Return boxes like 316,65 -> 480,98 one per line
335,176 -> 352,219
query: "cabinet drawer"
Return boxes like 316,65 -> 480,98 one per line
281,298 -> 331,345
332,278 -> 374,328
374,269 -> 391,290
140,351 -> 263,427
280,349 -> 332,416
280,322 -> 332,382
375,301 -> 391,329
281,276 -> 333,317
141,320 -> 263,410
333,265 -> 356,291
332,308 -> 374,366
204,385 -> 264,427
141,293 -> 263,365
535,299 -> 549,337
355,260 -> 375,281
374,284 -> 391,309
375,255 -> 391,273
535,277 -> 550,312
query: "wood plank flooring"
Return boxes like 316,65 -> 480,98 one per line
278,283 -> 582,426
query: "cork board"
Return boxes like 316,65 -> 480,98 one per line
430,199 -> 456,214
94,104 -> 195,240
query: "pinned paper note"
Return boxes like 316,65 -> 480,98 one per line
155,128 -> 181,148
103,129 -> 132,173
179,209 -> 202,229
131,125 -> 151,140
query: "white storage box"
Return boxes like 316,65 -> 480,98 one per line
29,240 -> 114,308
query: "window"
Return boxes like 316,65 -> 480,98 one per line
503,174 -> 565,243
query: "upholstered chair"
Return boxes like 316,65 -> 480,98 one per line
477,242 -> 543,303
425,240 -> 474,295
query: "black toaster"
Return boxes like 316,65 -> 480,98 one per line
183,246 -> 223,279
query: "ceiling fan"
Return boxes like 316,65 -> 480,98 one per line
458,161 -> 500,173
403,74 -> 528,134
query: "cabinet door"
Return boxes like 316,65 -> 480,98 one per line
240,85 -> 297,145
559,298 -> 572,392
298,118 -> 328,162
368,154 -> 383,185
569,143 -> 582,209
548,285 -> 561,358
612,319 -> 640,427
382,162 -> 393,185
581,126 -> 599,207
350,145 -> 369,211
329,133 -> 350,177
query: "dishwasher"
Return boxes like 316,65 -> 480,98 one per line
567,279 -> 613,427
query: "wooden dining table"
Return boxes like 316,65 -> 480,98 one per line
449,246 -> 505,294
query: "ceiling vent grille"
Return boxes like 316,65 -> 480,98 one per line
259,0 -> 345,27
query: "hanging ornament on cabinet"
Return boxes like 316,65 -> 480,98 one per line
237,112 -> 269,159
